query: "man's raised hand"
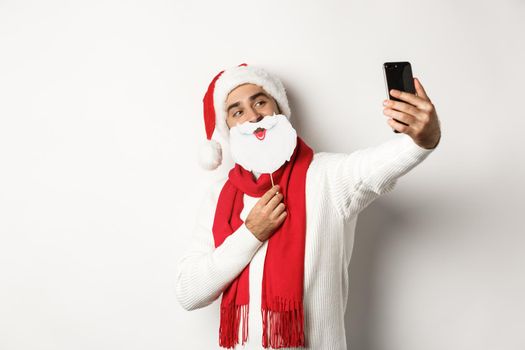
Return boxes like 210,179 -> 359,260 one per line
383,77 -> 441,149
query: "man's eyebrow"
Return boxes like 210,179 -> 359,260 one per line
249,92 -> 269,101
226,102 -> 240,113
226,92 -> 270,113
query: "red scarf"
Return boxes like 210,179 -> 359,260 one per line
212,137 -> 313,349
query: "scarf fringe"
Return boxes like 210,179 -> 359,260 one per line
219,303 -> 249,349
262,296 -> 305,349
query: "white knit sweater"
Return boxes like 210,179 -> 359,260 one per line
175,134 -> 435,349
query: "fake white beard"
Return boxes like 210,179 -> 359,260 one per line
229,114 -> 297,174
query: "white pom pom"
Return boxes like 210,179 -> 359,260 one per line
198,139 -> 222,170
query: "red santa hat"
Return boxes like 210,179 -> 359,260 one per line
199,63 -> 292,170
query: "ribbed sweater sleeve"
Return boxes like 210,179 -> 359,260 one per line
174,180 -> 264,311
321,134 -> 436,218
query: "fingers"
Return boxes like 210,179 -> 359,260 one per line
383,100 -> 423,120
387,117 -> 411,135
383,107 -> 417,126
389,88 -> 428,109
266,191 -> 284,211
384,86 -> 434,124
259,185 -> 280,206
275,210 -> 288,225
270,202 -> 286,220
258,184 -> 287,225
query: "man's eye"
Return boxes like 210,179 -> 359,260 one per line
255,101 -> 266,107
233,111 -> 242,117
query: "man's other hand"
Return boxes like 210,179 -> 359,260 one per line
383,77 -> 441,149
245,185 -> 287,242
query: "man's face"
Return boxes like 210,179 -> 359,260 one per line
226,84 -> 296,174
225,83 -> 281,129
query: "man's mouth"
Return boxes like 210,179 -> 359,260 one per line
253,127 -> 266,140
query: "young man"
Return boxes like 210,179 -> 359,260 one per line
175,63 -> 441,349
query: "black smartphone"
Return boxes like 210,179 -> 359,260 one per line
383,61 -> 415,133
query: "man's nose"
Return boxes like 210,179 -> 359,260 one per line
247,108 -> 263,123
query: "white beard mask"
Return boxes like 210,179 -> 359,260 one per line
229,113 -> 298,174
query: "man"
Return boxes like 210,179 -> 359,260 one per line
175,63 -> 441,349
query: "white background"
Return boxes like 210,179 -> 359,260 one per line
1,0 -> 524,349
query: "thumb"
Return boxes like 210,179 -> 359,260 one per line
414,77 -> 429,100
